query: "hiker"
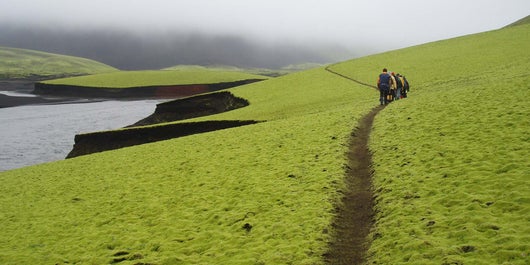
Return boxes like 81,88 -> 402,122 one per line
377,68 -> 391,105
394,73 -> 404,100
389,72 -> 397,102
401,75 -> 410,98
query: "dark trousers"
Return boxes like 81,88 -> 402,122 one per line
379,86 -> 389,105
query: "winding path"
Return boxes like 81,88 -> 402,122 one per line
324,66 -> 384,264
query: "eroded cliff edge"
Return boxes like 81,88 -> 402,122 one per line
67,91 -> 260,158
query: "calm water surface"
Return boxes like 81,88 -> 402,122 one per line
0,100 -> 161,171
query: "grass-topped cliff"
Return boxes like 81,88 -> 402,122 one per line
40,69 -> 269,88
0,23 -> 528,265
0,46 -> 117,79
35,68 -> 269,98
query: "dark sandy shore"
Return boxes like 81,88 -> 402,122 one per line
0,80 -> 104,108
0,94 -> 75,108
0,79 -> 61,108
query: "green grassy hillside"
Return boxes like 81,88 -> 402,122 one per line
0,23 -> 529,265
0,68 -> 375,265
329,23 -> 530,264
0,46 -> 117,79
42,69 -> 269,88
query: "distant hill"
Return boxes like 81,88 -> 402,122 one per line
0,46 -> 117,79
163,64 -> 324,77
504,14 -> 530,27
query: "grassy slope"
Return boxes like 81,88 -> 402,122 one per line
41,69 -> 269,88
0,24 -> 528,265
330,24 -> 530,264
0,46 -> 117,79
0,68 -> 377,264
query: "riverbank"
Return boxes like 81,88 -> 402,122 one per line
0,93 -> 101,108
0,79 -> 86,108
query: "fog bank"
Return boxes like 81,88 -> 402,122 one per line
0,24 -> 356,70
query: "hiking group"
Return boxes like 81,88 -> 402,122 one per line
377,68 -> 410,105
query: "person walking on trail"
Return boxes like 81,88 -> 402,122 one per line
393,72 -> 404,100
387,72 -> 396,102
377,68 -> 391,105
401,75 -> 410,98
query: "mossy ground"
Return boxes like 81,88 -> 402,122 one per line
0,68 -> 375,264
330,23 -> 530,264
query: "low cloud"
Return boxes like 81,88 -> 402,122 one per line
0,24 -> 356,70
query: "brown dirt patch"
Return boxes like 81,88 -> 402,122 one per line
324,105 -> 384,264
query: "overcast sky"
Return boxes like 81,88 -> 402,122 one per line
0,0 -> 528,67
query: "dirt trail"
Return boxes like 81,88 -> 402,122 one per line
324,67 -> 383,264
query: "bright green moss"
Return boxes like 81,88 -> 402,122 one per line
346,24 -> 529,265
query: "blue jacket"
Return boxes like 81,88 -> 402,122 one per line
378,72 -> 391,89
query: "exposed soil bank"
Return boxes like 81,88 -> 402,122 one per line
130,91 -> 249,127
34,79 -> 264,99
67,91 -> 257,158
67,120 -> 259,158
323,106 -> 383,264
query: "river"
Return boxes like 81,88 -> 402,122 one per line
0,99 -> 162,172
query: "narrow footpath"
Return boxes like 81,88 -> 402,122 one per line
324,67 -> 384,264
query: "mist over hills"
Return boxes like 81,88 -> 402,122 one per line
0,24 -> 356,70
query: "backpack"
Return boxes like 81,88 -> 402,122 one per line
403,76 -> 410,91
395,75 -> 403,88
379,73 -> 391,88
